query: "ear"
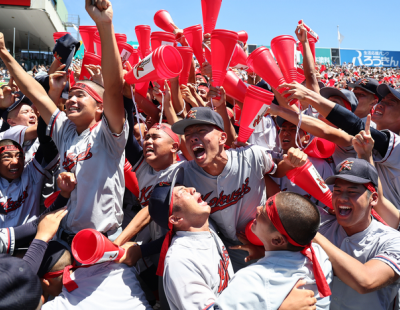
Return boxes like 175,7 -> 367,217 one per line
271,233 -> 286,247
169,214 -> 182,226
171,141 -> 179,154
301,134 -> 310,147
96,103 -> 104,114
370,191 -> 379,207
7,119 -> 15,126
40,278 -> 50,289
219,131 -> 227,146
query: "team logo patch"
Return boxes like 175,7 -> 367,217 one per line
63,144 -> 93,172
53,52 -> 62,62
359,79 -> 369,86
186,110 -> 197,119
217,246 -> 231,294
0,186 -> 29,213
338,160 -> 353,172
158,182 -> 170,187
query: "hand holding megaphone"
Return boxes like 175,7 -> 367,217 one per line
295,23 -> 308,44
283,147 -> 308,168
277,82 -> 313,104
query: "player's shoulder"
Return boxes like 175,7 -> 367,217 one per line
372,220 -> 400,243
230,144 -> 269,160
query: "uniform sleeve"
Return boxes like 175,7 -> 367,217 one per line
250,145 -> 277,178
163,256 -> 217,310
0,227 -> 14,255
99,112 -> 129,158
1,125 -> 26,145
27,158 -> 52,184
46,109 -> 72,150
373,130 -> 400,171
372,232 -> 400,276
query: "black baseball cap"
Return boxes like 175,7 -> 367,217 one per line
347,78 -> 382,100
172,107 -> 224,135
320,87 -> 358,112
37,241 -> 70,278
2,91 -> 33,121
148,168 -> 184,230
35,74 -> 70,100
0,254 -> 42,310
53,33 -> 80,72
325,158 -> 378,189
377,84 -> 400,101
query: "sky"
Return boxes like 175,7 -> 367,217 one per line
65,0 -> 400,51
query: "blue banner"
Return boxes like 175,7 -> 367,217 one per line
340,49 -> 400,67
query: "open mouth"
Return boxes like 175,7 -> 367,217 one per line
338,205 -> 352,216
68,106 -> 80,113
282,139 -> 290,143
9,168 -> 19,174
145,146 -> 154,157
196,194 -> 208,206
192,145 -> 206,160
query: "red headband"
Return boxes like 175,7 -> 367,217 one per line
151,123 -> 180,147
363,183 -> 388,226
343,99 -> 352,112
0,145 -> 23,155
265,195 -> 332,298
156,193 -> 174,276
70,83 -> 103,103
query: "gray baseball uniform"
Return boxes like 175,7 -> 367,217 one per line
319,208 -> 400,310
163,229 -> 234,310
46,109 -> 128,234
215,244 -> 332,310
0,226 -> 14,254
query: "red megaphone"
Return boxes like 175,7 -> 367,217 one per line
237,30 -> 248,44
308,36 -> 317,62
79,26 -> 97,53
93,32 -> 102,56
303,137 -> 336,159
297,67 -> 305,83
245,220 -> 263,246
135,82 -> 150,98
117,42 -> 134,67
286,160 -> 333,209
298,20 -> 319,41
222,70 -> 248,103
176,47 -> 193,86
233,103 -> 241,126
53,32 -> 70,44
238,85 -> 274,143
124,45 -> 183,85
201,0 -> 222,35
124,159 -> 139,197
230,44 -> 248,70
79,52 -> 102,80
154,10 -> 176,33
247,47 -> 298,105
135,25 -> 152,59
183,25 -> 205,67
150,31 -> 176,51
128,49 -> 140,67
115,33 -> 127,44
211,29 -> 238,92
72,229 -> 125,265
44,191 -> 60,209
271,35 -> 298,84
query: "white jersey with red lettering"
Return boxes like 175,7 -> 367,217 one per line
46,109 -> 128,234
182,145 -> 276,241
42,262 -> 152,310
0,125 -> 39,165
373,130 -> 400,210
248,115 -> 280,152
163,229 -> 234,310
271,154 -> 334,208
133,158 -> 185,240
0,157 -> 55,228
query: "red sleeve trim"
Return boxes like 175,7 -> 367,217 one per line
6,228 -> 10,254
50,111 -> 61,137
203,303 -> 215,310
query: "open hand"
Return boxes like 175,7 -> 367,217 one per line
57,172 -> 77,198
35,207 -> 68,243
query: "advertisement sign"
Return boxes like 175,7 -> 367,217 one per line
299,48 -> 332,65
340,49 -> 400,67
0,0 -> 30,6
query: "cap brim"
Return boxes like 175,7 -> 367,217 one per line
172,119 -> 221,135
325,174 -> 371,185
377,84 -> 400,101
7,94 -> 26,112
320,87 -> 348,103
347,84 -> 375,95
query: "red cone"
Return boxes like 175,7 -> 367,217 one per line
135,25 -> 152,59
79,26 -> 97,53
151,31 -> 176,51
154,10 -> 176,33
79,53 -> 102,80
176,47 -> 193,86
230,44 -> 248,70
222,70 -> 248,103
237,30 -> 248,44
201,0 -> 222,35
183,25 -> 205,67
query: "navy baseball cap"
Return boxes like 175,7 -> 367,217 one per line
53,33 -> 80,72
37,241 -> 70,278
148,168 -> 184,230
325,158 -> 378,189
35,74 -> 70,100
348,78 -> 382,101
2,91 -> 33,121
377,84 -> 400,101
0,254 -> 42,310
320,87 -> 358,112
172,107 -> 224,135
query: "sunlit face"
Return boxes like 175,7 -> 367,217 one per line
371,93 -> 400,130
66,89 -> 103,126
8,104 -> 37,127
0,149 -> 24,181
279,122 -> 307,153
184,124 -> 226,168
353,88 -> 376,118
143,127 -> 176,167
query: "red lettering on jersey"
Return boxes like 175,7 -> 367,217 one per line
217,246 -> 231,293
139,186 -> 153,206
201,191 -> 213,202
62,144 -> 93,172
0,186 -> 29,213
209,178 -> 251,213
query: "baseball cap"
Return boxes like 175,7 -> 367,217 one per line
325,158 -> 378,189
37,241 -> 69,278
35,74 -> 70,100
320,87 -> 358,112
0,254 -> 42,310
347,78 -> 382,100
148,168 -> 184,230
2,91 -> 33,121
172,107 -> 224,135
377,84 -> 400,101
53,33 -> 80,72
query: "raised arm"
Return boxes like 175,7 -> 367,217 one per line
85,0 -> 125,133
0,34 -> 57,124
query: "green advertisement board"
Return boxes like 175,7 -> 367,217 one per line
299,47 -> 332,65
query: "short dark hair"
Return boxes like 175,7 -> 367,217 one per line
275,192 -> 320,251
0,139 -> 22,149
